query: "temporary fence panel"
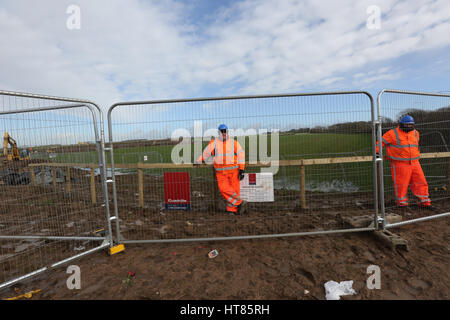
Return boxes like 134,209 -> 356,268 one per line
107,92 -> 377,243
0,91 -> 113,291
377,89 -> 450,229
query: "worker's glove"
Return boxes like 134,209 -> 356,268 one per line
238,169 -> 245,181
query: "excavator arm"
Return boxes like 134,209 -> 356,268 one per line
3,132 -> 26,161
3,132 -> 10,157
1,132 -> 32,185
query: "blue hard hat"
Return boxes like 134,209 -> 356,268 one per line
400,115 -> 414,124
218,124 -> 228,131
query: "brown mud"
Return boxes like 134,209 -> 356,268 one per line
0,173 -> 448,300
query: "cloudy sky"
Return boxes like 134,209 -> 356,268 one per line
1,0 -> 450,112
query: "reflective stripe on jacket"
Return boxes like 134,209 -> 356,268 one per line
197,135 -> 245,171
376,127 -> 420,161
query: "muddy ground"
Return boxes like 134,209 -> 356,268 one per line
0,209 -> 449,300
0,172 -> 449,300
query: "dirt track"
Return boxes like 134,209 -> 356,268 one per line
0,172 -> 448,300
0,211 -> 448,300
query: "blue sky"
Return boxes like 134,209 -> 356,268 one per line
1,0 -> 450,144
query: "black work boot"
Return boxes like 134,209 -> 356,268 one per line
397,206 -> 410,214
238,201 -> 248,215
418,204 -> 439,212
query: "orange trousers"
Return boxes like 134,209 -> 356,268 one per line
216,169 -> 242,213
390,160 -> 431,207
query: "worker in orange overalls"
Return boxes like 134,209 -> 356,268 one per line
376,115 -> 433,209
196,124 -> 248,215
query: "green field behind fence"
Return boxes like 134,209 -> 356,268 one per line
53,133 -> 372,163
42,133 -> 377,192
31,132 -> 448,193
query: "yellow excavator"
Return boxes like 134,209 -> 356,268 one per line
3,132 -> 31,162
1,132 -> 32,185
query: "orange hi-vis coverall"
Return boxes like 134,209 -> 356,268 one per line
376,127 -> 431,207
197,135 -> 245,213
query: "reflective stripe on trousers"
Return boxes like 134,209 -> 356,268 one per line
216,169 -> 242,212
390,160 -> 430,206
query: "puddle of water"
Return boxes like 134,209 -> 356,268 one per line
275,179 -> 359,193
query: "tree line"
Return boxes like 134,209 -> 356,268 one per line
284,106 -> 450,152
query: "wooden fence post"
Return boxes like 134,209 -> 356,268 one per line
52,167 -> 57,189
212,166 -> 218,212
30,168 -> 37,186
138,162 -> 144,208
66,167 -> 71,193
42,166 -> 45,185
299,164 -> 306,209
90,164 -> 96,204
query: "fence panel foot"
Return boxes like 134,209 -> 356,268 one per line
373,229 -> 409,251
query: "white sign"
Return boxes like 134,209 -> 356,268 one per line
240,172 -> 274,202
144,155 -> 148,161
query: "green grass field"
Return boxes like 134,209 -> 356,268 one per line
45,132 -> 447,194
54,133 -> 373,164
48,133 -> 378,192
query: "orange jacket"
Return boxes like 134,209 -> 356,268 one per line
376,127 -> 420,161
197,135 -> 245,171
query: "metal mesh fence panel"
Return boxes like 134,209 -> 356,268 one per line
0,91 -> 112,290
377,89 -> 450,229
108,92 -> 376,243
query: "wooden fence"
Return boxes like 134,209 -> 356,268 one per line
28,152 -> 450,208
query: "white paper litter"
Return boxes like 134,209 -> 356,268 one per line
324,280 -> 357,300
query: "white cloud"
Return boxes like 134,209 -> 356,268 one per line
359,71 -> 402,85
0,0 -> 450,116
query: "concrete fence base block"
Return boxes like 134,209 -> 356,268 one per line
343,215 -> 373,228
374,229 -> 409,251
385,214 -> 403,224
